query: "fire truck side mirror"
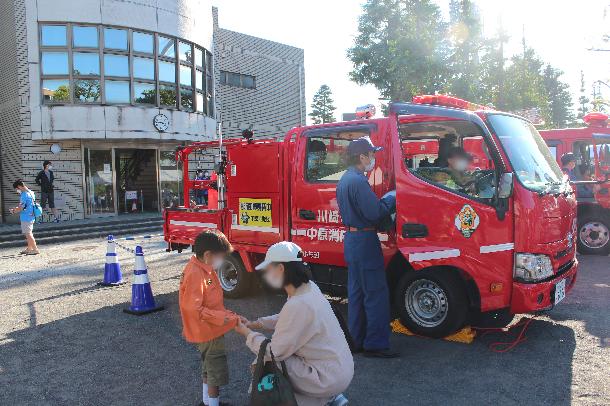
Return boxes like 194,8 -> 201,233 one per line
497,173 -> 514,199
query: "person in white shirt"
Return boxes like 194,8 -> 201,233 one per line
234,242 -> 353,406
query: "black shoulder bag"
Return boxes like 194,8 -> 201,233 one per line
250,339 -> 298,406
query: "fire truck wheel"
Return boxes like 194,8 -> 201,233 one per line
395,270 -> 468,338
577,214 -> 610,255
217,255 -> 253,298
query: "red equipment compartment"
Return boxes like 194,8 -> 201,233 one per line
225,142 -> 283,246
164,209 -> 224,245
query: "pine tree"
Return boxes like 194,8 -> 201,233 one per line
577,71 -> 590,120
542,64 -> 574,128
309,85 -> 337,124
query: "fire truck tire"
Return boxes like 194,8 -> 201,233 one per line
217,255 -> 254,298
395,270 -> 468,338
577,213 -> 610,255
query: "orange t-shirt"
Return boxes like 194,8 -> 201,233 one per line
179,256 -> 237,343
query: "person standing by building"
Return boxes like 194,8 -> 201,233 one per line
35,160 -> 59,223
336,136 -> 397,358
9,180 -> 40,255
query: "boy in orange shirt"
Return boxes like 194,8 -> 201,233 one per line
179,231 -> 241,406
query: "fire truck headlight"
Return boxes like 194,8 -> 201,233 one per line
514,253 -> 553,282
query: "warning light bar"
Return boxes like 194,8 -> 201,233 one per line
583,112 -> 609,128
412,94 -> 491,111
356,104 -> 376,119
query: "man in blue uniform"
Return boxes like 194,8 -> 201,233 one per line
336,136 -> 397,358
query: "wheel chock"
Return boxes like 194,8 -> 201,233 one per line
390,319 -> 476,344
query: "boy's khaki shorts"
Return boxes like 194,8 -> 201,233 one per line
197,335 -> 228,386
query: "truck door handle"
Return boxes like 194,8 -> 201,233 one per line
299,209 -> 316,220
402,223 -> 428,238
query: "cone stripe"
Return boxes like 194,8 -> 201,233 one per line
133,273 -> 150,284
106,255 -> 118,264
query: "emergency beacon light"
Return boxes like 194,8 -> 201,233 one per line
356,104 -> 376,119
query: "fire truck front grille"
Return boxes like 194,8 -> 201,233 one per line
556,259 -> 575,276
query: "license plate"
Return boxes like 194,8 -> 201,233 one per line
554,278 -> 566,304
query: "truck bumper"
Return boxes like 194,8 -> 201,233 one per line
510,258 -> 578,314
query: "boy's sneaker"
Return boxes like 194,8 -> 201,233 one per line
328,393 -> 349,406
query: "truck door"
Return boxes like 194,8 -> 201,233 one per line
290,123 -> 393,289
392,104 -> 515,312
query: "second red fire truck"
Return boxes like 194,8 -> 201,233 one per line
540,112 -> 610,255
164,95 -> 578,338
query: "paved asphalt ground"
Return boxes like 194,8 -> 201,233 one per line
0,237 -> 608,406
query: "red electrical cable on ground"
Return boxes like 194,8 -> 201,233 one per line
474,316 -> 536,353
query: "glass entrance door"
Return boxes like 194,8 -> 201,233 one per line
84,148 -> 116,216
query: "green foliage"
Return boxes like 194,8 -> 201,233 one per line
542,64 -> 575,128
348,0 -> 449,101
349,0 -> 575,127
51,85 -> 70,102
309,84 -> 337,124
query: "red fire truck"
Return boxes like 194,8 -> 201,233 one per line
540,112 -> 610,255
164,95 -> 578,338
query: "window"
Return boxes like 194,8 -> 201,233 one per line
41,25 -> 66,46
178,41 -> 192,63
74,79 -> 101,103
133,31 -> 153,54
196,92 -> 205,113
305,130 -> 370,182
104,54 -> 129,77
42,52 -> 69,75
180,88 -> 193,111
133,57 -> 154,80
158,36 -> 175,58
400,120 -> 497,201
104,28 -> 127,50
158,60 -> 176,83
73,52 -> 100,75
134,82 -> 155,104
179,65 -> 192,87
242,75 -> 255,89
73,26 -> 98,48
219,70 -> 256,89
194,47 -> 203,67
159,84 -> 176,107
42,79 -> 70,102
39,23 -> 213,114
105,80 -> 130,103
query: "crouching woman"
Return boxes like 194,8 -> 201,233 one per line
234,242 -> 353,406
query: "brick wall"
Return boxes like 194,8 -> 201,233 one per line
0,0 -> 27,223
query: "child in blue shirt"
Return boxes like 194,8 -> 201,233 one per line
9,179 -> 40,255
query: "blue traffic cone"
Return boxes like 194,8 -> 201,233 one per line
98,235 -> 126,286
123,246 -> 164,315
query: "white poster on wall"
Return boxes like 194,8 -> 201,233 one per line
103,164 -> 111,174
125,190 -> 138,200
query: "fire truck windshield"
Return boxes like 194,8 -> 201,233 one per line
487,114 -> 565,194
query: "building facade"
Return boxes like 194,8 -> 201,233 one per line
212,8 -> 305,139
0,0 -> 305,223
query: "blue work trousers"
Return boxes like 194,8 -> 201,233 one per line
344,231 -> 390,351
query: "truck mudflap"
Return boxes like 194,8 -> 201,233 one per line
510,258 -> 578,314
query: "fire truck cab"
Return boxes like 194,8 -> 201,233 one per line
540,112 -> 610,255
164,95 -> 578,338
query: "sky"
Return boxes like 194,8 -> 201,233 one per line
213,0 -> 610,123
